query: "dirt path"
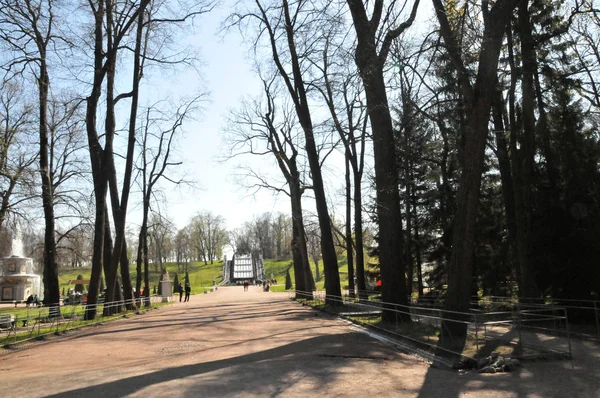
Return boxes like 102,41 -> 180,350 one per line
0,286 -> 598,397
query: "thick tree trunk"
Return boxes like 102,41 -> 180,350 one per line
120,240 -> 134,309
290,181 -> 313,299
266,0 -> 340,305
103,46 -> 119,310
38,60 -> 60,316
515,0 -> 537,299
290,197 -> 307,295
84,0 -> 106,321
345,0 -> 411,320
360,69 -> 408,321
135,223 -> 145,301
434,0 -> 516,344
506,27 -> 522,289
103,209 -> 125,315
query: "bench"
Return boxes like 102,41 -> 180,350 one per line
0,314 -> 15,331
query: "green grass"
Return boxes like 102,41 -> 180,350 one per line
1,302 -> 168,346
57,260 -> 225,297
55,250 -> 357,298
263,253 -> 351,292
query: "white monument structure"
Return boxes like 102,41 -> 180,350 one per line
0,232 -> 42,302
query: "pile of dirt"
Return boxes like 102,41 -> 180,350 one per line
453,352 -> 521,373
476,352 -> 521,373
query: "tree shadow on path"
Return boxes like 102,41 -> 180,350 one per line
44,332 -> 394,398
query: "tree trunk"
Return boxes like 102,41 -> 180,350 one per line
515,0 -> 537,299
506,26 -> 522,289
290,181 -> 313,299
492,86 -> 518,274
345,0 -> 410,320
135,223 -> 144,301
434,0 -> 516,344
414,208 -> 424,298
38,58 -> 60,316
103,208 -> 124,314
405,163 -> 413,297
85,0 -> 106,321
271,0 -> 340,305
353,167 -> 366,298
359,68 -> 408,321
345,156 -> 355,297
120,240 -> 134,309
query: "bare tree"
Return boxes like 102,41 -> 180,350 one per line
135,97 -> 201,304
174,226 -> 191,273
345,0 -> 420,320
313,35 -> 369,297
432,0 -> 517,343
0,82 -> 38,242
188,212 -> 227,265
148,213 -> 174,269
82,0 -> 213,317
229,0 -> 340,303
0,0 -> 74,313
225,75 -> 315,296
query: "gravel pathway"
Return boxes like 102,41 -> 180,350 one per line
0,286 -> 598,397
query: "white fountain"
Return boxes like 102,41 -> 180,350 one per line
0,231 -> 42,303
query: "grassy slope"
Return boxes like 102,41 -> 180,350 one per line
58,250 -> 360,296
265,253 -> 350,292
58,260 -> 224,296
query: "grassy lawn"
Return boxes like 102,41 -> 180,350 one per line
57,260 -> 224,297
0,302 -> 169,346
263,253 -> 351,292
55,251 -> 357,298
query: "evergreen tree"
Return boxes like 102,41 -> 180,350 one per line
173,273 -> 180,294
285,266 -> 292,290
74,274 -> 84,294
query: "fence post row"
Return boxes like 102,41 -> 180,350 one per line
1,298 -> 156,346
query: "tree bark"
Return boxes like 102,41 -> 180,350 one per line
433,0 -> 516,343
345,0 -> 419,320
345,155 -> 355,297
264,0 -> 340,303
353,169 -> 366,297
38,56 -> 60,315
85,0 -> 107,320
515,0 -> 537,299
492,86 -> 517,272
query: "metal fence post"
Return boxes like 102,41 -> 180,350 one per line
565,308 -> 572,359
594,301 -> 600,337
516,303 -> 523,353
475,313 -> 479,358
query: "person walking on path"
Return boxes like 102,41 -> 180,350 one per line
184,283 -> 191,302
177,283 -> 183,302
243,281 -> 248,292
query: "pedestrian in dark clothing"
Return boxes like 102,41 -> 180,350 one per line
177,283 -> 183,302
184,283 -> 191,302
243,281 -> 248,292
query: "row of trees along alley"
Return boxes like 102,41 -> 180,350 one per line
222,0 -> 600,347
1,0 -> 600,350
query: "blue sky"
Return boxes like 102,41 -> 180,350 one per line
149,1 -> 294,231
136,0 -> 434,232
